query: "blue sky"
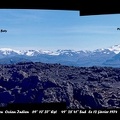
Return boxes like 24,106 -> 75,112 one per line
0,9 -> 120,51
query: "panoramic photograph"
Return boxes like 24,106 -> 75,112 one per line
0,9 -> 120,109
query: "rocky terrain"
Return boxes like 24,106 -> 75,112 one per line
0,62 -> 120,109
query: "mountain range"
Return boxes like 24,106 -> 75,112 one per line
0,44 -> 120,67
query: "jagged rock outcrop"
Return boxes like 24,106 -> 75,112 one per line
0,62 -> 120,109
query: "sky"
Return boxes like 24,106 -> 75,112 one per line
0,9 -> 120,51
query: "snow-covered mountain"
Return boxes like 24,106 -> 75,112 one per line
107,44 -> 120,54
0,48 -> 54,56
0,44 -> 120,56
0,44 -> 120,67
0,48 -> 91,56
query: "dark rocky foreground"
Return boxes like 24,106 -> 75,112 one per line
0,62 -> 120,109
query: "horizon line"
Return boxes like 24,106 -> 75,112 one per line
0,43 -> 119,52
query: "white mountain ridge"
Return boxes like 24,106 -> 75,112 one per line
107,44 -> 120,54
0,44 -> 120,56
0,48 -> 90,56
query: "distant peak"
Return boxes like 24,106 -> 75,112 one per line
107,44 -> 120,54
110,44 -> 120,48
113,44 -> 120,46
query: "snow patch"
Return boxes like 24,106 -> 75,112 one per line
107,44 -> 120,54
